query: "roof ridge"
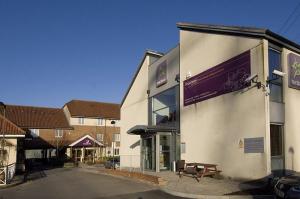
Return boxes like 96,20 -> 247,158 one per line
6,104 -> 61,110
66,99 -> 120,106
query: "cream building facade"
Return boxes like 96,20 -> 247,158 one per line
120,22 -> 300,180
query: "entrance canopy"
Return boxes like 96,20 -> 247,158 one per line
127,125 -> 177,135
69,135 -> 103,147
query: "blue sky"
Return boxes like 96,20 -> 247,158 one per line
0,0 -> 299,107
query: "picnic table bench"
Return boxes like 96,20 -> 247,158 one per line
177,160 -> 221,182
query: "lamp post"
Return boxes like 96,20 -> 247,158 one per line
111,120 -> 115,169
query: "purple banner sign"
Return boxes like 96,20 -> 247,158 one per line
288,53 -> 300,90
74,137 -> 96,147
156,61 -> 167,87
184,51 -> 251,106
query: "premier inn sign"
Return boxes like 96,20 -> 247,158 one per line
288,53 -> 300,90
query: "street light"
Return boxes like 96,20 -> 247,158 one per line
111,120 -> 116,169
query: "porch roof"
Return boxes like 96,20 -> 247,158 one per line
127,125 -> 177,135
69,134 -> 103,147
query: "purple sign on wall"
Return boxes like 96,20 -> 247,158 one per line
288,53 -> 300,90
184,50 -> 251,106
156,61 -> 167,87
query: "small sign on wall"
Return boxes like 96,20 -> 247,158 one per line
181,142 -> 186,154
244,137 -> 264,153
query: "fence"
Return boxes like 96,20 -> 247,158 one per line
0,163 -> 16,185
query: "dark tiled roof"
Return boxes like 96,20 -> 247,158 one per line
177,22 -> 300,54
65,100 -> 120,119
5,105 -> 72,129
0,114 -> 25,135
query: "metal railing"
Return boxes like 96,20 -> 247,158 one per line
0,163 -> 16,185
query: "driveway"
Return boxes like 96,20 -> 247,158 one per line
0,168 -> 183,199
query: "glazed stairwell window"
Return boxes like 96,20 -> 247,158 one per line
269,48 -> 283,103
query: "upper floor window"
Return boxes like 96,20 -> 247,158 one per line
152,87 -> 178,126
30,129 -> 39,137
55,129 -> 63,138
96,133 -> 103,141
78,117 -> 84,125
97,118 -> 104,126
113,134 -> 120,142
269,48 -> 283,103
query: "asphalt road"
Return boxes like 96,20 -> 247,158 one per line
0,168 -> 183,199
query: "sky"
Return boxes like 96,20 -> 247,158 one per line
0,0 -> 300,107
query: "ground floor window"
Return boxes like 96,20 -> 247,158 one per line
114,148 -> 119,156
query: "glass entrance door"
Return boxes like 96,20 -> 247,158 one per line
159,133 -> 171,170
142,136 -> 155,170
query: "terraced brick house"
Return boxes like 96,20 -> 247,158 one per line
5,105 -> 73,161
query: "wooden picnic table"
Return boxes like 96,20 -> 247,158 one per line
184,162 -> 220,181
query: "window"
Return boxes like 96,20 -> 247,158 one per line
55,129 -> 63,138
114,148 -> 119,156
113,134 -> 120,142
270,124 -> 283,156
152,87 -> 178,126
78,117 -> 84,125
269,48 -> 283,102
30,129 -> 39,137
97,118 -> 103,126
96,133 -> 103,141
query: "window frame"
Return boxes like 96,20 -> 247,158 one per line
268,47 -> 283,103
97,118 -> 103,126
55,129 -> 63,138
78,117 -> 84,125
113,133 -> 120,142
96,133 -> 104,141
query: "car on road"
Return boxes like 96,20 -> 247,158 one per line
104,157 -> 120,169
274,173 -> 300,199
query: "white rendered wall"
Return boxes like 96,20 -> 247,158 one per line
120,56 -> 150,169
283,49 -> 300,172
180,30 -> 269,179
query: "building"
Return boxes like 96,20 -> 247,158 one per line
63,100 -> 120,162
0,111 -> 25,185
5,105 -> 73,160
4,100 -> 120,163
120,22 -> 300,180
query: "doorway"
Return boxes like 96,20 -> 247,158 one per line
141,136 -> 155,170
270,124 -> 285,173
159,133 -> 171,170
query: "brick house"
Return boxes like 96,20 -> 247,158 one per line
63,100 -> 120,162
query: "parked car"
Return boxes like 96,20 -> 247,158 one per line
274,174 -> 300,199
104,157 -> 120,169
